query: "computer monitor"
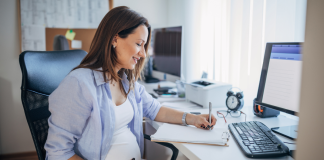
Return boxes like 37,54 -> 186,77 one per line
150,26 -> 182,79
256,42 -> 302,139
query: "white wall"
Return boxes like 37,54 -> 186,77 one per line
295,0 -> 324,159
114,0 -> 168,29
0,0 -> 36,154
167,0 -> 203,82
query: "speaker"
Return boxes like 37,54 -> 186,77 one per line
144,56 -> 159,83
144,56 -> 153,77
253,98 -> 280,118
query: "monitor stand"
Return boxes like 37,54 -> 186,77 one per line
144,76 -> 160,83
271,125 -> 298,140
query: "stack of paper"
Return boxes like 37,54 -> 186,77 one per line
151,123 -> 230,146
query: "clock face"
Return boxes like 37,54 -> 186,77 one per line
227,95 -> 239,110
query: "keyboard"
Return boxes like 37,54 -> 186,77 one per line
229,121 -> 289,158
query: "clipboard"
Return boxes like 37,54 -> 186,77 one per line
151,138 -> 230,147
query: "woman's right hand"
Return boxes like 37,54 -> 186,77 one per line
187,113 -> 217,129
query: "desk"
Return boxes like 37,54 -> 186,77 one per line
140,81 -> 297,160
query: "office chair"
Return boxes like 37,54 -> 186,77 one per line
19,50 -> 87,159
19,50 -> 178,160
53,35 -> 69,51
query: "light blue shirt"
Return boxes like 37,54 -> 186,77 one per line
44,68 -> 162,160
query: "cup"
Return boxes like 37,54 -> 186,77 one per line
176,80 -> 185,98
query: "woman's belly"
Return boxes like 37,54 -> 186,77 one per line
105,127 -> 141,160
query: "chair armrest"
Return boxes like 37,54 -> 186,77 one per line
144,133 -> 151,141
143,134 -> 179,160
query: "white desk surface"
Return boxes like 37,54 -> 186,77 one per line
140,81 -> 297,160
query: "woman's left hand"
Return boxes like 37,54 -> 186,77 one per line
186,114 -> 217,130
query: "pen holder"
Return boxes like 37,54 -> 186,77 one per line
253,98 -> 280,118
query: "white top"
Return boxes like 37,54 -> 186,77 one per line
105,98 -> 141,160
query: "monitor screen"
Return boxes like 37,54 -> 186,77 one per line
151,26 -> 182,77
257,43 -> 302,115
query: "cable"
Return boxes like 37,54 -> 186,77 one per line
283,142 -> 296,144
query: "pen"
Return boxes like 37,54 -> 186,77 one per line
209,102 -> 212,130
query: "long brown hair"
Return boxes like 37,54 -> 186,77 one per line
74,6 -> 151,96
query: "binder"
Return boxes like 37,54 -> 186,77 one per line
150,123 -> 230,146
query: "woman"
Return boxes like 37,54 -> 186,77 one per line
45,6 -> 216,160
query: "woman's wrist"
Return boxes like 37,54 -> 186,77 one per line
185,113 -> 197,126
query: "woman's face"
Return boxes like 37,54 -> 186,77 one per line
113,25 -> 148,70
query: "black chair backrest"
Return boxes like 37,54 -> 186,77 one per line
53,35 -> 69,51
19,50 -> 87,160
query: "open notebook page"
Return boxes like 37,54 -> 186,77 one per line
151,123 -> 229,145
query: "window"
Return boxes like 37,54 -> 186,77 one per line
198,0 -> 307,104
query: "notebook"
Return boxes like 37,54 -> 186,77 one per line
151,123 -> 230,146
